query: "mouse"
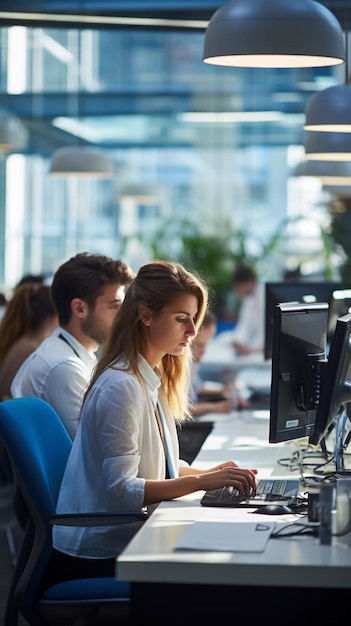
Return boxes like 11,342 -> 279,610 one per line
252,504 -> 293,515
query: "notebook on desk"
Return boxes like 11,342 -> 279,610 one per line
200,478 -> 300,508
174,521 -> 276,553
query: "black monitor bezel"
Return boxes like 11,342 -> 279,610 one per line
269,301 -> 328,444
309,313 -> 351,447
264,281 -> 342,360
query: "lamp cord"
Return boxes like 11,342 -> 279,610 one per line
344,1 -> 349,83
346,29 -> 349,84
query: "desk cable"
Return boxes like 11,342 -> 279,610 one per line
276,442 -> 342,487
271,522 -> 319,539
271,502 -> 351,540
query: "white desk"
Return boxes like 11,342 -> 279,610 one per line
116,411 -> 351,622
199,335 -> 272,412
199,332 -> 271,382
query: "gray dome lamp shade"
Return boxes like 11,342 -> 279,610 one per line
0,115 -> 28,152
304,85 -> 351,132
323,184 -> 351,195
203,0 -> 345,68
304,131 -> 351,161
49,146 -> 114,178
293,160 -> 351,185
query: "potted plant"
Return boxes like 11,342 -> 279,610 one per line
145,217 -> 284,321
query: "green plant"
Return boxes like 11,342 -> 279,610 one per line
319,197 -> 351,284
143,218 -> 285,317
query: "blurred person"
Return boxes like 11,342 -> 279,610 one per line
229,264 -> 265,356
283,265 -> 303,282
14,273 -> 47,289
49,260 -> 257,580
0,291 -> 7,321
11,252 -> 135,439
0,284 -> 58,488
190,311 -> 232,417
0,284 -> 58,401
189,310 -> 248,417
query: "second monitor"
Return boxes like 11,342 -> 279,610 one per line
309,312 -> 351,449
264,281 -> 342,360
269,301 -> 329,444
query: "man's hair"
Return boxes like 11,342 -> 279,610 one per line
50,252 -> 135,325
232,263 -> 256,285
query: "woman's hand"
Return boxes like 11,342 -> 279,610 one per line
197,461 -> 258,494
147,462 -> 258,505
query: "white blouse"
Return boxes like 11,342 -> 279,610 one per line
53,354 -> 181,558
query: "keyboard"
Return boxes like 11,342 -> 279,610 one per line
200,478 -> 300,508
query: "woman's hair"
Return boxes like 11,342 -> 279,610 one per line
0,284 -> 57,362
87,260 -> 209,421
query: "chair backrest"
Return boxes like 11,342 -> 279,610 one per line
0,397 -> 73,625
0,397 -> 72,522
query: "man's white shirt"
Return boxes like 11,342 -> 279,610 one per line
10,327 -> 97,439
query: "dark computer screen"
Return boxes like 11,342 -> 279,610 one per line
264,281 -> 342,360
269,301 -> 328,444
309,313 -> 351,447
327,288 -> 351,342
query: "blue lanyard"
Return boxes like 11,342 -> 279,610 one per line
156,402 -> 177,479
58,333 -> 81,359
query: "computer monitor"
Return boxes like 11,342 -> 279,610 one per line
264,281 -> 342,360
269,301 -> 328,444
327,288 -> 351,342
309,313 -> 351,448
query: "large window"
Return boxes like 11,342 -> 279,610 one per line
0,25 -> 338,291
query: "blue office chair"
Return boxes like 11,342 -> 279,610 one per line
0,396 -> 148,626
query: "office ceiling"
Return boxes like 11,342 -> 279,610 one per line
1,2 -> 350,29
0,1 -> 350,156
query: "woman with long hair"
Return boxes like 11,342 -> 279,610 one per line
0,282 -> 58,488
0,283 -> 58,401
51,260 -> 257,580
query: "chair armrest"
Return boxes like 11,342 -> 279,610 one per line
49,510 -> 148,527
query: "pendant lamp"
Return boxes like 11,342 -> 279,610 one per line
304,27 -> 351,132
0,114 -> 28,152
293,160 -> 351,185
49,29 -> 113,178
49,146 -> 114,178
304,84 -> 351,132
304,131 -> 351,161
323,185 -> 351,195
203,0 -> 345,68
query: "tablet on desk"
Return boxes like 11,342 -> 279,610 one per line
174,521 -> 276,553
